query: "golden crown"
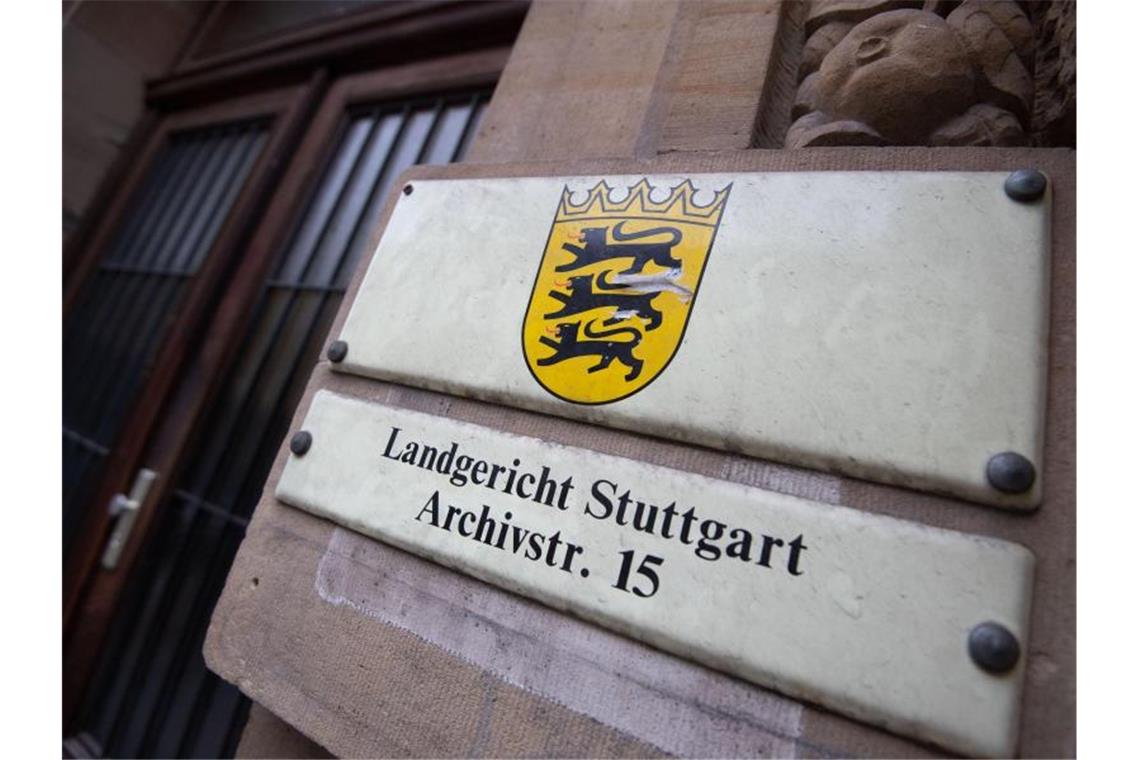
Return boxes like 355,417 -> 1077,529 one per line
556,178 -> 731,225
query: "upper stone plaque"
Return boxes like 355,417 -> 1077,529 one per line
333,172 -> 1051,509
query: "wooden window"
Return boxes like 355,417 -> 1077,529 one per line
63,121 -> 269,554
66,72 -> 499,759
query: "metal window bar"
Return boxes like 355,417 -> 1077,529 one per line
66,133 -> 211,422
92,129 -> 267,446
75,90 -> 491,759
63,136 -> 205,442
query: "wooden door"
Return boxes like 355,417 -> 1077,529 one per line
63,84 -> 317,615
62,81 -> 321,753
63,50 -> 504,757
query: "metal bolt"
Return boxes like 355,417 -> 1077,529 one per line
403,183 -> 414,195
290,431 -> 312,456
1004,169 -> 1047,202
968,621 -> 1021,674
327,340 -> 348,363
986,451 -> 1036,494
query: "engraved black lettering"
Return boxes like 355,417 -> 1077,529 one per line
725,527 -> 753,561
399,441 -> 419,464
435,442 -> 459,474
659,502 -> 678,539
417,444 -> 438,471
631,500 -> 658,533
678,507 -> 698,544
503,458 -> 521,494
474,504 -> 496,545
510,523 -> 531,552
757,535 -> 785,567
786,534 -> 808,576
695,519 -> 726,560
457,510 -> 476,537
487,463 -> 506,490
585,479 -> 616,519
614,489 -> 633,525
495,511 -> 513,549
525,532 -> 544,560
516,472 -> 536,499
382,427 -> 402,460
544,530 -> 564,566
533,466 -> 557,507
561,543 -> 585,573
415,490 -> 441,526
442,505 -> 463,532
471,460 -> 489,485
557,476 -> 574,510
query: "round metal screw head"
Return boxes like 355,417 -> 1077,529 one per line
1004,169 -> 1047,202
403,183 -> 414,195
968,621 -> 1021,673
290,431 -> 313,456
986,451 -> 1036,494
327,340 -> 348,363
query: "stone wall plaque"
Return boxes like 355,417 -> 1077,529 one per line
333,172 -> 1050,509
277,390 -> 1035,757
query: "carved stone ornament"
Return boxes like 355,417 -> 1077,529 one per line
1031,0 -> 1076,145
787,0 -> 1038,147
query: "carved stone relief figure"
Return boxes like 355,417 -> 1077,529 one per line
787,0 -> 1038,147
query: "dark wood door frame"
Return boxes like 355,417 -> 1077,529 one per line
101,48 -> 511,617
63,76 -> 326,727
65,1 -> 527,296
63,109 -> 161,278
64,43 -> 512,729
65,86 -> 312,318
147,0 -> 528,110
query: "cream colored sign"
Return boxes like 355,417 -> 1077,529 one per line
335,172 -> 1050,509
278,391 -> 1035,757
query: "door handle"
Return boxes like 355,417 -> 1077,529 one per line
100,468 -> 158,571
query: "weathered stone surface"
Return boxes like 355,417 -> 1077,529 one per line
1031,0 -> 1076,146
930,103 -> 1026,146
787,1 -> 1044,147
786,113 -> 887,148
805,0 -> 922,35
792,71 -> 820,121
813,10 -> 976,144
956,0 -> 1035,68
799,21 -> 854,80
785,110 -> 831,145
947,0 -> 1034,122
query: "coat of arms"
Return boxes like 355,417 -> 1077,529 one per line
522,178 -> 731,404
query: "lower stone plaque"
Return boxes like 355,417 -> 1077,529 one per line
278,390 -> 1034,757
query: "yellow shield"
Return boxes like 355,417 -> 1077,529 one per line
523,178 -> 732,404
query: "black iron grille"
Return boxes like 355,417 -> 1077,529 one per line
73,90 -> 490,759
63,122 -> 269,557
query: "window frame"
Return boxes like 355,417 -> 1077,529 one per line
63,45 -> 513,732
